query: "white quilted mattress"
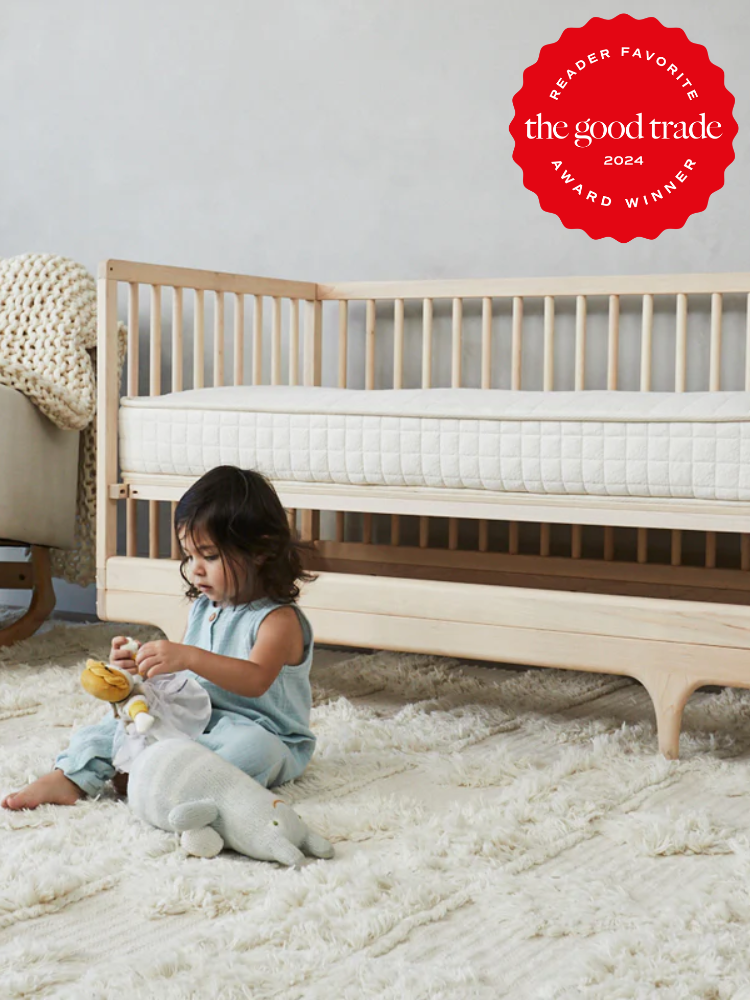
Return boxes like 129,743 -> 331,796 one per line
119,385 -> 750,501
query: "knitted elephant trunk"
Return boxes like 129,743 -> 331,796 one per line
128,739 -> 333,866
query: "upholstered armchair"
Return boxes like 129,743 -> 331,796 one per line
0,384 -> 80,645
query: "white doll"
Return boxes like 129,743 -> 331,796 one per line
80,637 -> 212,772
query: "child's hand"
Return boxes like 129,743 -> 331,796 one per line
110,636 -> 139,674
136,640 -> 188,680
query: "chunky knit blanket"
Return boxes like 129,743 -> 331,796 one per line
0,253 -> 125,587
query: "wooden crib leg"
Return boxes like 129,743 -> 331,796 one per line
0,545 -> 56,647
639,671 -> 700,760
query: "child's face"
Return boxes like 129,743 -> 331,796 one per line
179,528 -> 258,606
179,529 -> 233,605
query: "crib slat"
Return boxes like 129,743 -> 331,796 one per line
571,524 -> 582,559
448,518 -> 459,550
706,532 -> 717,568
289,299 -> 300,387
540,523 -> 550,557
574,296 -> 586,391
253,295 -> 263,385
419,518 -> 429,548
671,530 -> 682,566
150,285 -> 162,396
123,291 -> 136,553
272,296 -> 282,385
508,522 -> 519,555
701,256 -> 717,647
478,297 -> 492,551
637,528 -> 648,562
214,291 -> 225,387
303,299 -> 322,387
300,510 -> 320,544
637,529 -> 648,564
171,287 -> 183,392
511,296 -> 523,390
543,296 -> 554,391
448,297 -> 462,546
675,293 -> 687,392
478,520 -> 489,553
363,512 -> 373,544
193,289 -> 205,389
420,299 -> 433,548
607,294 -> 619,390
636,206 -> 649,568
234,293 -> 244,386
126,498 -> 137,558
149,502 -> 159,559
170,502 -> 179,559
391,514 -> 400,546
481,297 -> 492,390
710,292 -> 722,391
336,301 -> 348,388
149,286 -> 162,560
640,294 -> 654,391
393,299 -> 405,389
125,279 -> 137,552
640,218 -> 654,622
127,283 -> 139,397
671,294 -> 689,571
705,532 -> 717,569
335,511 -> 345,542
366,299 -> 376,390
391,297 -> 404,547
422,298 -> 433,388
510,297 -> 523,550
452,298 -> 463,388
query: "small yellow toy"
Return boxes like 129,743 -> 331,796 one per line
80,637 -> 213,772
80,658 -> 156,734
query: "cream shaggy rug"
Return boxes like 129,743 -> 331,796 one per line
2,618 -> 750,999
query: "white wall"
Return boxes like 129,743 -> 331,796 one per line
1,0 -> 747,615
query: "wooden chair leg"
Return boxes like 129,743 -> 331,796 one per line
0,545 -> 56,647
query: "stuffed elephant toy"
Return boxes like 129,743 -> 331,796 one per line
128,738 -> 334,866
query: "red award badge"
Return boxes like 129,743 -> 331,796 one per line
510,14 -> 737,241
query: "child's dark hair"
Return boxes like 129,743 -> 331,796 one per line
174,466 -> 316,605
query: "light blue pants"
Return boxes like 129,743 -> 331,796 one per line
55,708 -> 311,797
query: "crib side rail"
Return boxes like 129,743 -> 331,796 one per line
101,260 -> 316,299
100,260 -> 320,395
316,272 -> 750,395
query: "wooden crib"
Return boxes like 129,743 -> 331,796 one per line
97,261 -> 750,759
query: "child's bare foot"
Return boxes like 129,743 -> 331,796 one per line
1,769 -> 84,810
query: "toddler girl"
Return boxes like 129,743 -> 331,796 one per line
2,465 -> 317,810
